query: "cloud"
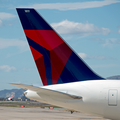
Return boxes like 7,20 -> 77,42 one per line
92,64 -> 118,68
118,29 -> 120,34
78,52 -> 110,60
78,53 -> 88,59
0,65 -> 16,72
89,37 -> 120,47
51,20 -> 110,36
0,12 -> 16,27
18,1 -> 120,10
0,12 -> 16,20
103,38 -> 120,47
0,38 -> 28,51
0,20 -> 3,26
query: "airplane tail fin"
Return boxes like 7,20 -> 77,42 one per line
16,8 -> 104,86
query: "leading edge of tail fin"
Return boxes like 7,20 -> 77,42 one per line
16,8 -> 105,86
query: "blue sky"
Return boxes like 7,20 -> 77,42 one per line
0,0 -> 120,90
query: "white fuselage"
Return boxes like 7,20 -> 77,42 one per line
25,80 -> 120,120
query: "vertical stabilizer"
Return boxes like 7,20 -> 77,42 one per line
16,8 -> 104,85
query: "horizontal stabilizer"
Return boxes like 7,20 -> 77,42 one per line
9,83 -> 82,100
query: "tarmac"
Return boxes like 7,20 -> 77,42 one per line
0,107 -> 109,120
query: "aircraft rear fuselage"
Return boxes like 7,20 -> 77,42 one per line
25,80 -> 120,120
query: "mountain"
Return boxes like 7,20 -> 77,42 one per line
0,89 -> 25,98
107,75 -> 120,80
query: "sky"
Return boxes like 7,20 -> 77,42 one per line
0,0 -> 120,90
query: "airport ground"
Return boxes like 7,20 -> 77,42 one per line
0,101 -> 109,120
